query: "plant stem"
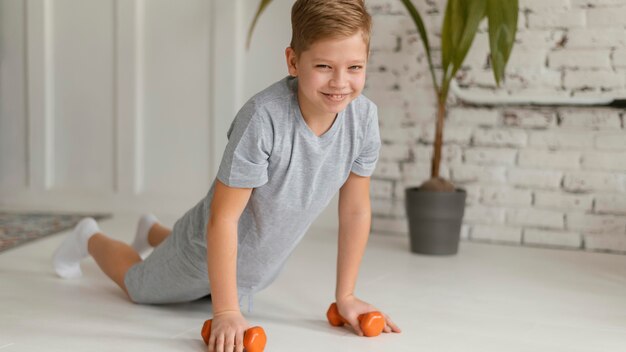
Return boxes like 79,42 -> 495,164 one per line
431,94 -> 446,179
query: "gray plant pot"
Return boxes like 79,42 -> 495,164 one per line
404,187 -> 467,255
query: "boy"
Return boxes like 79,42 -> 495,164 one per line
52,0 -> 401,351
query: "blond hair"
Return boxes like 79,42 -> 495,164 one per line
290,0 -> 372,56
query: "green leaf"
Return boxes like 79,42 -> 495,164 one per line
487,0 -> 518,86
399,0 -> 439,92
442,0 -> 487,84
247,0 -> 273,49
441,0 -> 454,78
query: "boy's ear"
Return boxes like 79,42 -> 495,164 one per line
285,47 -> 298,77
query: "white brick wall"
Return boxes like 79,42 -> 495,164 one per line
464,148 -> 517,166
420,125 -> 473,145
548,50 -> 611,69
473,129 -> 527,148
524,229 -> 583,248
595,133 -> 626,150
464,206 -> 506,224
447,108 -> 499,126
567,213 -> 626,233
379,143 -> 411,162
518,150 -> 581,170
471,225 -> 522,243
595,194 -> 626,214
481,187 -> 532,207
582,151 -> 626,172
585,233 -> 626,252
370,179 -> 394,199
365,0 -> 626,255
572,0 -> 626,6
559,109 -> 622,130
503,110 -> 557,129
528,11 -> 586,29
528,130 -> 594,149
520,0 -> 570,11
564,70 -> 624,90
508,168 -> 563,189
450,164 -> 507,184
508,209 -> 565,229
614,49 -> 626,68
586,6 -> 626,27
566,28 -> 626,48
515,30 -> 568,50
562,171 -> 623,192
534,191 -> 593,211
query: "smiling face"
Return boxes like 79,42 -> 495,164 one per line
285,31 -> 368,124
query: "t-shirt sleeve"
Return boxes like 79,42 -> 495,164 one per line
217,107 -> 273,188
351,105 -> 381,177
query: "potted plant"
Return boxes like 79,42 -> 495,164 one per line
247,0 -> 519,255
399,0 -> 518,254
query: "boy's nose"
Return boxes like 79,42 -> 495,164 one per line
329,71 -> 347,89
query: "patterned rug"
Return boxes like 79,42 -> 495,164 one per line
0,212 -> 111,253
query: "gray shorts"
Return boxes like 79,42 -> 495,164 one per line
124,229 -> 210,304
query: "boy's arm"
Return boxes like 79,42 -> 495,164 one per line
335,172 -> 402,335
207,179 -> 253,314
336,171 -> 371,302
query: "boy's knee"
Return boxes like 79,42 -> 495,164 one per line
125,288 -> 141,304
125,288 -> 156,304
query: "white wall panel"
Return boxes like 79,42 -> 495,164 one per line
241,0 -> 292,104
0,0 -> 28,194
209,0 -> 244,178
114,0 -> 142,196
142,0 -> 211,198
52,0 -> 115,192
26,0 -> 54,192
0,0 -> 230,213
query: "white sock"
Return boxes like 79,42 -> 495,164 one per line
52,217 -> 100,279
131,214 -> 158,254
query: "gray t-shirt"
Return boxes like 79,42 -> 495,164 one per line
173,75 -> 380,301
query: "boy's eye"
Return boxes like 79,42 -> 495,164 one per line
316,65 -> 331,69
349,65 -> 363,70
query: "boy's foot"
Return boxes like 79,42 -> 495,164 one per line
52,217 -> 100,279
131,214 -> 158,254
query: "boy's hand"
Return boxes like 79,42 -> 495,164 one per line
207,310 -> 249,352
336,294 -> 402,336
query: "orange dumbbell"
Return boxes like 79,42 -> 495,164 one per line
201,319 -> 267,352
326,302 -> 385,337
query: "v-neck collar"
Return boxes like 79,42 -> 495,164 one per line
289,77 -> 344,145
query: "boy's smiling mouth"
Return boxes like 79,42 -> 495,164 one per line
322,93 -> 349,102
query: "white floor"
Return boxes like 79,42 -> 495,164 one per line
2,212 -> 626,351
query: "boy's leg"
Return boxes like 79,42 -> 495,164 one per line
53,218 -> 140,298
53,217 -> 205,304
52,218 -> 100,279
148,223 -> 172,247
131,214 -> 172,253
122,227 -> 211,304
88,233 -> 142,297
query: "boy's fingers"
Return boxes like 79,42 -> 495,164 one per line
224,332 -> 235,352
208,334 -> 216,352
215,334 -> 224,352
351,320 -> 364,336
385,314 -> 402,333
235,331 -> 245,352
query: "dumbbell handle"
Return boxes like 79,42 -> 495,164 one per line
326,302 -> 385,337
201,319 -> 267,352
